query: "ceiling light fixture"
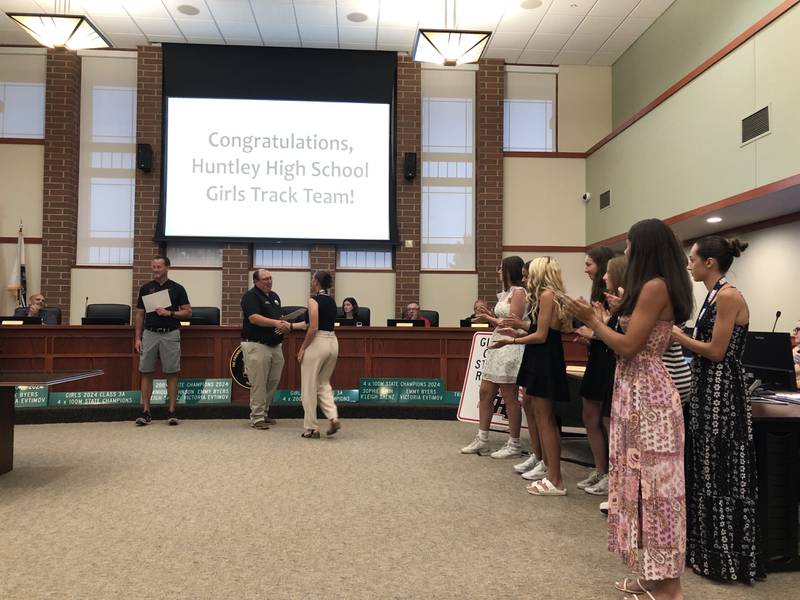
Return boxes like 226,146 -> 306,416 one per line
520,0 -> 544,8
706,216 -> 723,223
347,12 -> 368,23
412,0 -> 491,66
6,1 -> 111,50
177,5 -> 201,17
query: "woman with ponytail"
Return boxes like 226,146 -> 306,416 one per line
672,236 -> 765,583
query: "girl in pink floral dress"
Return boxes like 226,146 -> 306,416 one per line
566,219 -> 694,600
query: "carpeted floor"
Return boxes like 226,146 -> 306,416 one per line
1,419 -> 796,599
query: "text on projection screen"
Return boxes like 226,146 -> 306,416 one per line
164,97 -> 390,240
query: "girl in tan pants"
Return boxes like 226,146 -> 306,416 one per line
295,271 -> 341,438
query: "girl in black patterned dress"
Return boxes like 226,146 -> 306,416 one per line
671,236 -> 765,583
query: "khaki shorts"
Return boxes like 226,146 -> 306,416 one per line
139,329 -> 181,374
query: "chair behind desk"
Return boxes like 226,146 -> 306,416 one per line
420,310 -> 439,327
84,304 -> 131,325
336,306 -> 371,326
189,306 -> 220,325
281,305 -> 307,323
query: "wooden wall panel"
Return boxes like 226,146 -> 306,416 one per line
0,333 -> 46,355
0,326 -> 588,406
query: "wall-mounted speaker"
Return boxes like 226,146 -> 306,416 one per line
136,143 -> 153,172
403,152 -> 417,181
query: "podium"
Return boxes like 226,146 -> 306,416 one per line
0,370 -> 102,475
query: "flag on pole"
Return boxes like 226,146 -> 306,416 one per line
6,223 -> 27,308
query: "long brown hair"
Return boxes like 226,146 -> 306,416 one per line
617,219 -> 693,323
587,246 -> 615,303
605,255 -> 628,297
501,255 -> 525,291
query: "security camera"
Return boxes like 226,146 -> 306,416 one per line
581,192 -> 591,204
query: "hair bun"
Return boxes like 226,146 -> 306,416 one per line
726,238 -> 748,256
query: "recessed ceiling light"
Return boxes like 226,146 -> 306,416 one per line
520,0 -> 543,8
706,216 -> 723,223
347,12 -> 368,23
177,4 -> 200,16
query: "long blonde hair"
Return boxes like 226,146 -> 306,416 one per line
527,256 -> 570,331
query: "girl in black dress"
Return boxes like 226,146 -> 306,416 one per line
671,236 -> 764,583
492,256 -> 571,496
573,246 -> 615,495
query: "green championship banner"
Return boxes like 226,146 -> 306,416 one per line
149,378 -> 232,405
15,378 -> 232,407
359,378 -> 459,405
15,378 -> 460,407
49,390 -> 140,406
273,389 -> 359,404
14,385 -> 49,408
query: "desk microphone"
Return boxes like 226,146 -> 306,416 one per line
85,296 -> 89,318
771,310 -> 781,333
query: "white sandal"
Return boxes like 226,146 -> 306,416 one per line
625,591 -> 656,600
526,477 -> 567,496
615,578 -> 652,594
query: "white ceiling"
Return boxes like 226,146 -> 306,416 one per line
0,0 -> 675,65
671,186 -> 800,244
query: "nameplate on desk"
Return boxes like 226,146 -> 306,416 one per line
180,321 -> 191,327
470,323 -> 490,328
1,319 -> 24,325
395,322 -> 413,327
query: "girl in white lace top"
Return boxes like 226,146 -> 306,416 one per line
461,256 -> 528,458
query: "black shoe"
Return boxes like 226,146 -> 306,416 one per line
167,412 -> 179,426
135,411 -> 152,426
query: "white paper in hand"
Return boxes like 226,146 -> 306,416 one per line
142,289 -> 171,313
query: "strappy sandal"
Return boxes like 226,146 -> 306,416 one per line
301,429 -> 320,439
624,591 -> 656,600
326,419 -> 341,436
615,578 -> 652,594
526,477 -> 567,496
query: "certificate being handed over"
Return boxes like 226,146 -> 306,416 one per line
142,289 -> 172,313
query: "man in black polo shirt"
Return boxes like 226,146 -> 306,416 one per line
241,269 -> 290,429
134,256 -> 191,426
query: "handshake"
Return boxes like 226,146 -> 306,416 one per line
275,320 -> 292,335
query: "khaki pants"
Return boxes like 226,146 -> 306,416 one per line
241,341 -> 285,425
300,331 -> 339,431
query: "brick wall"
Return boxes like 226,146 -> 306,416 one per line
41,49 -> 81,322
131,46 -> 163,306
475,60 -> 505,307
309,245 -> 336,296
394,55 -> 422,317
222,244 -> 250,325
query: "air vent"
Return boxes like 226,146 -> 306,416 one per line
599,190 -> 611,210
742,106 -> 769,143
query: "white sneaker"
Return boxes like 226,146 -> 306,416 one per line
599,501 -> 609,515
576,470 -> 602,490
585,473 -> 609,496
490,439 -> 522,459
521,461 -> 548,481
460,435 -> 489,455
513,454 -> 539,473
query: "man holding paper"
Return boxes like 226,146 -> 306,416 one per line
240,269 -> 291,429
134,256 -> 192,426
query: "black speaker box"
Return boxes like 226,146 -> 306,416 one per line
136,143 -> 153,172
403,152 -> 417,181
